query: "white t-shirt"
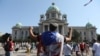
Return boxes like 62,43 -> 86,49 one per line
92,42 -> 100,56
75,44 -> 80,52
56,32 -> 64,56
63,43 -> 73,55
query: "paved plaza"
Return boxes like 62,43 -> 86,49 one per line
0,47 -> 37,56
0,46 -> 93,56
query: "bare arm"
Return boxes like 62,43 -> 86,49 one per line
29,26 -> 37,39
65,27 -> 73,41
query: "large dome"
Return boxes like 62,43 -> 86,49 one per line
46,3 -> 60,13
15,22 -> 22,28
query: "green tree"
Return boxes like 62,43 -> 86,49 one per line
72,29 -> 81,42
28,36 -> 37,43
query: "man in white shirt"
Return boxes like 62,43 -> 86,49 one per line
63,41 -> 73,56
40,23 -> 73,56
92,36 -> 100,56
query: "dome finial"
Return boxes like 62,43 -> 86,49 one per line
52,2 -> 55,5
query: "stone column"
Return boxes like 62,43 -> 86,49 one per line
56,13 -> 58,19
42,25 -> 45,32
50,13 -> 52,19
39,23 -> 43,34
62,25 -> 64,35
48,25 -> 49,31
57,25 -> 59,32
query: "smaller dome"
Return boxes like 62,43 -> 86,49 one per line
86,22 -> 93,28
15,22 -> 22,28
46,3 -> 60,13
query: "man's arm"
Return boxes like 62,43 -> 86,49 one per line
29,26 -> 37,39
65,27 -> 73,41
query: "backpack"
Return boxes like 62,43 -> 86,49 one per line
80,43 -> 85,49
41,31 -> 57,46
4,42 -> 11,51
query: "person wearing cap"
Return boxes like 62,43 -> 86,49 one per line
29,23 -> 73,56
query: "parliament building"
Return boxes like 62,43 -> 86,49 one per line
12,3 -> 97,42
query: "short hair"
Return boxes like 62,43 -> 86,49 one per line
97,35 -> 100,41
9,37 -> 12,41
93,39 -> 96,42
49,23 -> 58,31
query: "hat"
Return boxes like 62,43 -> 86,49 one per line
50,23 -> 58,28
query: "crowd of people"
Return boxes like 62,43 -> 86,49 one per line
1,23 -> 100,56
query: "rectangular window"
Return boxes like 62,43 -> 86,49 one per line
44,25 -> 48,31
84,32 -> 86,36
22,31 -> 23,35
91,31 -> 93,35
51,13 -> 56,18
80,32 -> 82,36
47,14 -> 49,18
15,30 -> 17,35
59,25 -> 62,34
26,31 -> 27,36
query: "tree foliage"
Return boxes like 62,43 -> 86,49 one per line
72,29 -> 81,42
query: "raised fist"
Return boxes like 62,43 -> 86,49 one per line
29,26 -> 33,30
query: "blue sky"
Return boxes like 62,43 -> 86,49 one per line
0,0 -> 100,34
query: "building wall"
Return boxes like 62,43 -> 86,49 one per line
12,25 -> 97,42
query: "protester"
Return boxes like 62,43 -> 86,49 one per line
25,42 -> 31,53
92,36 -> 100,56
3,34 -> 14,56
63,40 -> 73,56
41,23 -> 73,56
80,41 -> 86,56
29,27 -> 44,56
29,23 -> 73,56
30,42 -> 34,52
75,43 -> 81,56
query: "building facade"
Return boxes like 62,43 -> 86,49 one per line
12,3 -> 97,42
0,32 -> 3,37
